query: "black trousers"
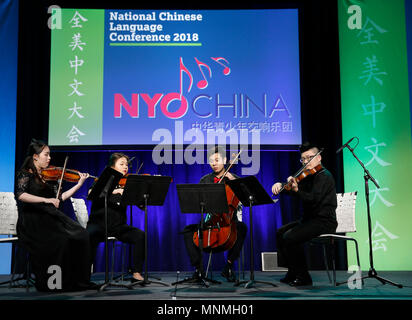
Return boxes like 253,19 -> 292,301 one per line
87,223 -> 145,273
183,220 -> 247,269
276,218 -> 337,278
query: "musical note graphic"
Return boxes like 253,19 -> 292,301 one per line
194,58 -> 212,89
179,57 -> 193,99
211,57 -> 231,75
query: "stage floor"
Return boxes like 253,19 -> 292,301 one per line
0,270 -> 411,301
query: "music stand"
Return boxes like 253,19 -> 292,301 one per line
87,166 -> 132,291
173,183 -> 229,288
121,174 -> 172,287
226,176 -> 278,289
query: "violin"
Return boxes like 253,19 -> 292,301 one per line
42,156 -> 95,200
114,173 -> 150,188
42,166 -> 97,183
282,164 -> 324,191
276,148 -> 324,194
98,162 -> 150,188
193,149 -> 242,253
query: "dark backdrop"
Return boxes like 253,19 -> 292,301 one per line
14,0 -> 345,272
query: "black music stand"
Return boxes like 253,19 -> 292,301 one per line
173,183 -> 229,288
87,166 -> 132,291
227,176 -> 278,289
121,174 -> 172,287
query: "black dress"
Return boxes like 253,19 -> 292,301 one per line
15,170 -> 91,292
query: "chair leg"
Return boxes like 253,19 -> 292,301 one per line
322,243 -> 332,284
330,239 -> 336,287
121,243 -> 126,282
352,239 -> 363,285
8,245 -> 18,289
205,251 -> 213,279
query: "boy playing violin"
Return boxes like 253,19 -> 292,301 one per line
271,142 -> 337,286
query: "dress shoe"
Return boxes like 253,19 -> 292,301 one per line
74,281 -> 100,291
279,272 -> 296,284
131,277 -> 145,286
289,277 -> 313,287
221,264 -> 236,282
192,269 -> 204,280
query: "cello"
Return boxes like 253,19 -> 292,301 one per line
193,150 -> 242,253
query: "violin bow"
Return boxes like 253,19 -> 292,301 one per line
294,148 -> 324,177
277,148 -> 324,194
56,155 -> 69,199
136,161 -> 144,174
218,148 -> 243,183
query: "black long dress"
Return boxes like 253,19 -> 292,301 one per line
15,170 -> 91,292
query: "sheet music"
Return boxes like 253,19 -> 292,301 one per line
71,198 -> 89,229
335,192 -> 357,233
0,192 -> 18,235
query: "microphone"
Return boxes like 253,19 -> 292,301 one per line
336,137 -> 355,154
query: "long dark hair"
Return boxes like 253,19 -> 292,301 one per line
21,138 -> 48,180
108,152 -> 130,168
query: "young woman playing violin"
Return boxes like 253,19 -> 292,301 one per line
182,146 -> 247,282
87,153 -> 145,283
15,139 -> 94,292
271,142 -> 337,287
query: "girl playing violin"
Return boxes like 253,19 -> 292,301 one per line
87,153 -> 145,283
15,139 -> 93,291
271,142 -> 337,287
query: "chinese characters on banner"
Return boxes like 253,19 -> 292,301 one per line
49,9 -> 104,146
355,15 -> 399,251
67,11 -> 88,143
339,0 -> 412,270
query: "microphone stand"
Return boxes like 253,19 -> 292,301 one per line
342,144 -> 402,288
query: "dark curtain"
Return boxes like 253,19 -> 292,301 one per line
14,0 -> 346,273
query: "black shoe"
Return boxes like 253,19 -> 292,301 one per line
74,281 -> 100,291
86,281 -> 100,290
289,277 -> 313,287
131,277 -> 145,286
192,269 -> 204,281
221,264 -> 236,282
279,272 -> 296,284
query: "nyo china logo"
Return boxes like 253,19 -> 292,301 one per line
113,56 -> 231,119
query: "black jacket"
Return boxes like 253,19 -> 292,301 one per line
291,167 -> 337,223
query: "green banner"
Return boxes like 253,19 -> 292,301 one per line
338,0 -> 412,270
49,9 -> 104,145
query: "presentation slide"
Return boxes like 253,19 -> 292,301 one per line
49,8 -> 301,146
